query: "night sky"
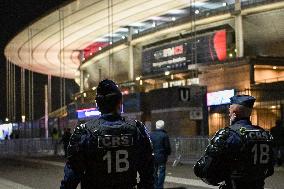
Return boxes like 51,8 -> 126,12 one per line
0,0 -> 79,122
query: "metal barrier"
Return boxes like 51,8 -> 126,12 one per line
169,137 -> 209,165
0,138 -> 64,157
0,137 -> 209,163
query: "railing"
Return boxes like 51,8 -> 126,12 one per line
169,137 -> 209,165
0,138 -> 63,157
0,137 -> 209,163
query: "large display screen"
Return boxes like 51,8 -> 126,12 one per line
77,108 -> 101,119
76,106 -> 124,119
207,89 -> 235,106
142,30 -> 228,75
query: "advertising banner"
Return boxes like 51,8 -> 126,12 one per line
142,30 -> 227,75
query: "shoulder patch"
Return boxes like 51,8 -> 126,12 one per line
98,134 -> 134,148
244,130 -> 272,141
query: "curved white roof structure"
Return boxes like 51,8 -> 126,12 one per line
6,0 -> 284,79
4,0 -> 191,78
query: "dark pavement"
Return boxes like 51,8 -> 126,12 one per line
0,156 -> 283,189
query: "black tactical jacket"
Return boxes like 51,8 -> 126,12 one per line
60,113 -> 154,189
194,119 -> 274,189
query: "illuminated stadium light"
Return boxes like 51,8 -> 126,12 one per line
151,16 -> 172,22
116,28 -> 129,32
171,17 -> 176,21
195,10 -> 200,14
105,33 -> 120,37
129,22 -> 146,27
96,37 -> 109,42
151,16 -> 162,20
167,9 -> 186,14
165,71 -> 170,76
194,2 -> 205,7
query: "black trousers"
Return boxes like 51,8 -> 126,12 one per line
220,180 -> 265,189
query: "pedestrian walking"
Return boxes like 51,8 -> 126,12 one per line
150,120 -> 171,189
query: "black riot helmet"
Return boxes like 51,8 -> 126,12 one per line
95,79 -> 122,114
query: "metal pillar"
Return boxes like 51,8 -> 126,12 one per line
48,75 -> 52,113
249,64 -> 255,85
80,70 -> 84,92
44,85 -> 49,138
235,0 -> 244,57
128,27 -> 134,81
79,50 -> 85,92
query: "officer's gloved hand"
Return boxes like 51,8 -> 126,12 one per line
194,156 -> 206,178
194,156 -> 221,186
219,183 -> 229,189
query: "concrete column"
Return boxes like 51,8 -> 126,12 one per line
44,85 -> 49,139
48,75 -> 52,113
235,0 -> 244,57
79,50 -> 85,92
249,64 -> 255,85
80,70 -> 84,92
128,27 -> 134,81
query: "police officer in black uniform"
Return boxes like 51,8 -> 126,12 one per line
60,79 -> 154,189
194,95 -> 274,189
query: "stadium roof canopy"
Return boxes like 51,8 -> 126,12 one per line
5,0 -> 284,79
4,0 -> 196,78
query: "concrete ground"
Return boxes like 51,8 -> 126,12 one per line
0,156 -> 283,189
